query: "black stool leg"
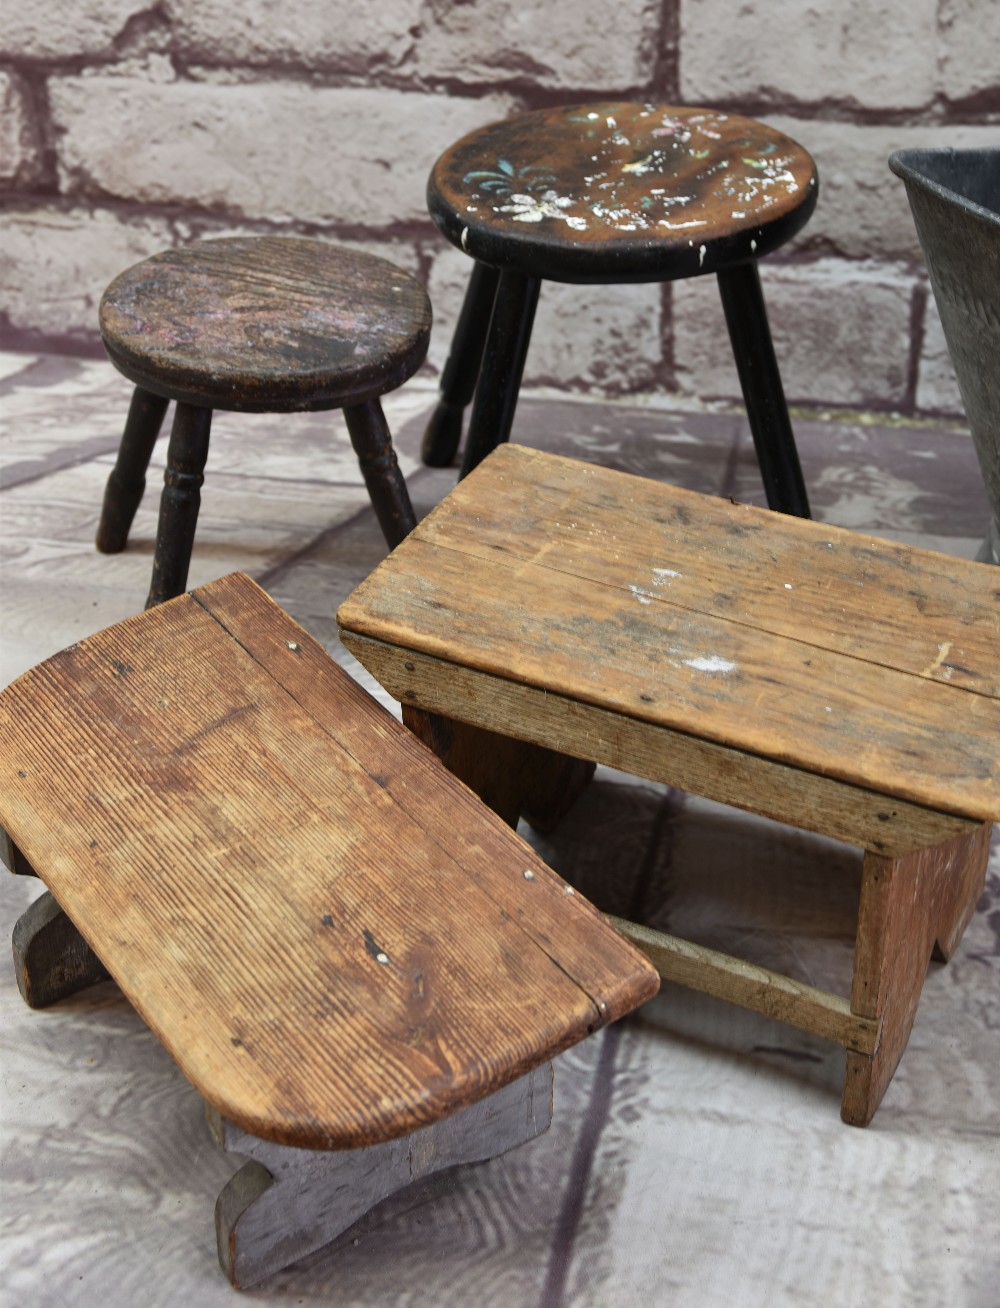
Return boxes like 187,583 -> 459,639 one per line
422,262 -> 501,468
716,262 -> 811,518
460,270 -> 541,479
96,386 -> 170,553
146,402 -> 212,609
344,398 -> 417,550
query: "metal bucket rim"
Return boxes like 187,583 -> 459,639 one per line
889,147 -> 1000,231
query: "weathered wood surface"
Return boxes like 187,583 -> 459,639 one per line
338,444 -> 998,1121
100,237 -> 431,412
428,103 -> 818,282
338,445 -> 1000,827
607,917 -> 880,1056
842,823 -> 992,1126
0,573 -> 657,1151
342,632 -> 976,859
209,1063 -> 552,1289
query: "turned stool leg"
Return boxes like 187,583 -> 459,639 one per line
716,262 -> 811,519
146,402 -> 212,609
96,386 -> 170,553
841,824 -> 991,1126
343,398 -> 416,550
460,270 -> 541,478
421,262 -> 501,468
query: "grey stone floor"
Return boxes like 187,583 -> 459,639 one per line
0,350 -> 997,1307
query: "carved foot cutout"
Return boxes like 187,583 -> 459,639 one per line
931,823 -> 992,962
209,1063 -> 552,1289
842,825 -> 991,1126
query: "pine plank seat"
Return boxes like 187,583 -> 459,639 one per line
337,444 -> 1000,1127
0,572 -> 658,1289
97,237 -> 430,608
423,102 -> 816,517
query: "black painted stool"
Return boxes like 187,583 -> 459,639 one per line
424,102 -> 817,516
97,237 -> 431,608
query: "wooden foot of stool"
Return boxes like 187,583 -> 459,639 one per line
3,829 -> 110,1007
842,824 -> 991,1126
12,890 -> 110,1009
209,1064 -> 552,1289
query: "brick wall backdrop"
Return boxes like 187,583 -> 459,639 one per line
1,0 -> 996,417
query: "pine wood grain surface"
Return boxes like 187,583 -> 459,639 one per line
338,445 -> 1000,824
0,572 -> 658,1150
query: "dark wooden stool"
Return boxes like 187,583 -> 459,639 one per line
339,445 -> 1000,1126
423,103 -> 817,515
96,237 -> 431,608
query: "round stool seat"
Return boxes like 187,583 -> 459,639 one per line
428,102 -> 817,283
99,237 -> 431,412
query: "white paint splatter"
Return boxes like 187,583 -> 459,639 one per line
699,244 -> 707,267
652,568 -> 681,583
784,583 -> 793,590
684,655 -> 737,675
922,641 -> 953,678
629,585 -> 653,605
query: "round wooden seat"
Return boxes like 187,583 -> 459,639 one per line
96,237 -> 431,608
428,103 -> 817,283
100,237 -> 430,412
422,102 -> 817,518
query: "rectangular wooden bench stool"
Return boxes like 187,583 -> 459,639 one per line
0,572 -> 658,1289
337,444 -> 1000,1127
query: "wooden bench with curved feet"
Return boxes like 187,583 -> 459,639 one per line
0,573 -> 658,1289
338,444 -> 1000,1127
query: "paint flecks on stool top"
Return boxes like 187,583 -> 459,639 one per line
99,237 -> 432,412
429,102 -> 818,282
